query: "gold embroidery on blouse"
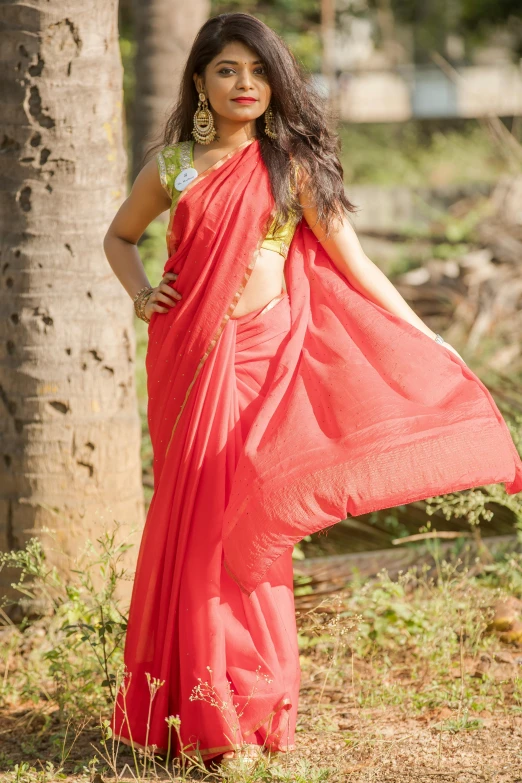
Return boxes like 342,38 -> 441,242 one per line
157,140 -> 300,258
156,151 -> 169,194
179,140 -> 191,170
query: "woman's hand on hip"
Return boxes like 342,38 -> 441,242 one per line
144,272 -> 181,319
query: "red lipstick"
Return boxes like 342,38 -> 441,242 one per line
232,97 -> 257,104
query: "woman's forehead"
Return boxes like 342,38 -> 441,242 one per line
211,42 -> 262,64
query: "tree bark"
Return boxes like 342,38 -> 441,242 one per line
131,0 -> 210,180
0,1 -> 144,614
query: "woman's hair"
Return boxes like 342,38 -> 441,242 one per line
149,12 -> 357,235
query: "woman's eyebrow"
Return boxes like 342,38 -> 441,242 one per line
214,59 -> 264,66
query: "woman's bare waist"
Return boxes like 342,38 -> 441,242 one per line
230,247 -> 286,319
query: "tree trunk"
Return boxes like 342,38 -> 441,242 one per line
0,1 -> 144,615
131,0 -> 210,180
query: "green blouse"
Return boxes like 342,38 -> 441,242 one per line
156,140 -> 300,259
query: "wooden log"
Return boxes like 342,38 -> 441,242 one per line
293,533 -> 519,605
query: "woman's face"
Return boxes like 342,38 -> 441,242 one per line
193,41 -> 271,128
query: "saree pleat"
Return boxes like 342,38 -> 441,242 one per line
112,294 -> 299,760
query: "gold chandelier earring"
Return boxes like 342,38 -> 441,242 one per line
192,91 -> 218,144
264,103 -> 278,139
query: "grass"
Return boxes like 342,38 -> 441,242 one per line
2,520 -> 522,780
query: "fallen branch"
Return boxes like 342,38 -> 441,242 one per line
392,531 -> 473,545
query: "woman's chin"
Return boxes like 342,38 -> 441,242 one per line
218,113 -> 263,127
228,104 -> 261,116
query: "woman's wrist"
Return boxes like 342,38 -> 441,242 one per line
133,285 -> 154,323
131,282 -> 152,300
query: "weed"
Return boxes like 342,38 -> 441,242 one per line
2,517 -> 522,779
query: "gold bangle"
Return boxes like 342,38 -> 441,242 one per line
132,285 -> 152,308
134,289 -> 148,321
133,286 -> 154,323
137,291 -> 153,323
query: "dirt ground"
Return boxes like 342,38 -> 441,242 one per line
3,564 -> 522,781
293,710 -> 522,782
2,688 -> 522,781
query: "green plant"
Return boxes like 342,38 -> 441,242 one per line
0,525 -> 133,715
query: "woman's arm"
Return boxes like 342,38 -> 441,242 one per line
103,158 -> 181,314
298,173 -> 438,341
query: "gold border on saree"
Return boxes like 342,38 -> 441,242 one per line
113,692 -> 295,761
164,228 -> 268,458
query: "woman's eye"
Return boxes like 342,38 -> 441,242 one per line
218,67 -> 266,76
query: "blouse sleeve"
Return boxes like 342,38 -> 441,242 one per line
156,149 -> 171,198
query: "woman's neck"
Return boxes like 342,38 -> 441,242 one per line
211,121 -> 258,148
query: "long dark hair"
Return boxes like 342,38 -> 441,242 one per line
149,12 -> 357,236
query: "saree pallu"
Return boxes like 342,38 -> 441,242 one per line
112,137 -> 522,756
223,214 -> 522,593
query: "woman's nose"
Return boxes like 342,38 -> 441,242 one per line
236,69 -> 255,89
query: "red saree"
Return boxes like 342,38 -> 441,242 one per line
112,137 -> 522,758
112,139 -> 299,761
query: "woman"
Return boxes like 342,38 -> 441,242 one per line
103,13 -> 522,767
